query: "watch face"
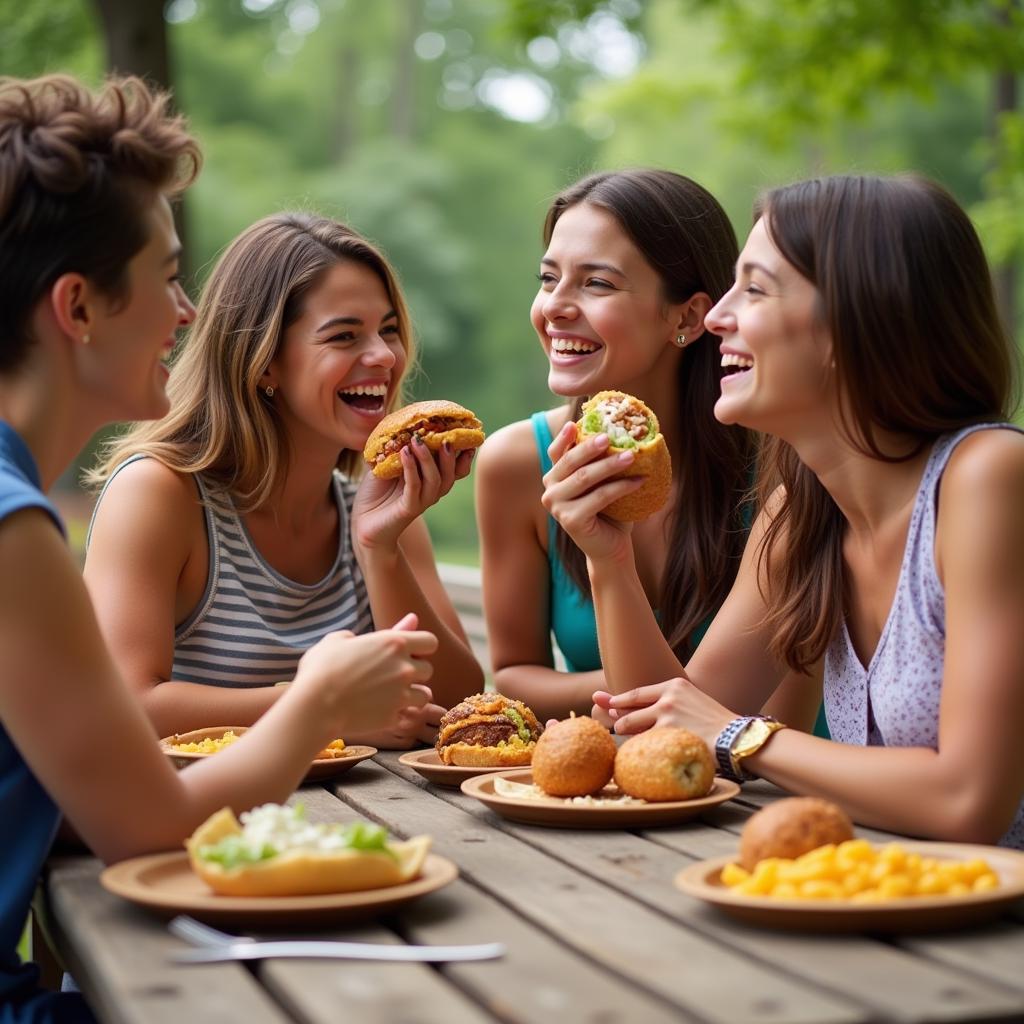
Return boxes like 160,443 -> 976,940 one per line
735,719 -> 770,756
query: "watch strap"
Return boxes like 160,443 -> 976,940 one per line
714,716 -> 754,783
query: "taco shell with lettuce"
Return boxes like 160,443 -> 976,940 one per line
186,804 -> 431,897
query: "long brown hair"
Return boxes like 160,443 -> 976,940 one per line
0,74 -> 199,372
88,213 -> 415,508
549,169 -> 755,660
755,174 -> 1019,673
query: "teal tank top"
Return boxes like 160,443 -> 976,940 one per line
530,411 -> 711,672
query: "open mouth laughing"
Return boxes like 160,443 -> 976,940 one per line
720,351 -> 754,383
549,335 -> 602,363
338,382 -> 387,415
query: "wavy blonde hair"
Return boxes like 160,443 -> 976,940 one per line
88,212 -> 415,508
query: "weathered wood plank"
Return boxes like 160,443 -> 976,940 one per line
332,761 -> 867,1024
44,858 -> 290,1024
296,787 -> 688,1024
378,753 -> 1024,1023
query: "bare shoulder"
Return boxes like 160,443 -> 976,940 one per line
937,425 -> 1024,501
89,458 -> 203,557
477,415 -> 546,491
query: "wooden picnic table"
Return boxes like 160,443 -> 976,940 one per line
40,750 -> 1024,1023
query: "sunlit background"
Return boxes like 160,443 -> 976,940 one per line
3,0 -> 1022,563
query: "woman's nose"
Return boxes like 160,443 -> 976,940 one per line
176,282 -> 196,327
363,334 -> 398,366
705,291 -> 734,335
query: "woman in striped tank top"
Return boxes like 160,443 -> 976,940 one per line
85,214 -> 482,743
547,175 -> 1024,846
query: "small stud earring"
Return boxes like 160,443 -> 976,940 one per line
264,384 -> 275,398
82,333 -> 91,345
674,333 -> 687,347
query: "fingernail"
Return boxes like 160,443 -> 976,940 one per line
413,434 -> 423,446
618,451 -> 634,463
593,434 -> 610,449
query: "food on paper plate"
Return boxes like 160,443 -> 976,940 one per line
364,399 -> 485,479
168,729 -> 346,761
739,797 -> 854,872
186,803 -> 431,897
531,715 -> 617,797
721,836 -> 1000,902
575,390 -> 671,522
435,692 -> 543,767
613,727 -> 715,802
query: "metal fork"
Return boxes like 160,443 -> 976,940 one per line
168,915 -> 254,948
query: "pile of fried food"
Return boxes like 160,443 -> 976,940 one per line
506,716 -> 715,803
186,803 -> 431,897
722,798 -> 998,901
169,730 -> 347,762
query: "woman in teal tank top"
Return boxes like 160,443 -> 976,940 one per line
476,170 -> 828,728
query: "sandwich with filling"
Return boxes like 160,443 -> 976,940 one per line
363,399 -> 484,479
575,390 -> 671,522
435,692 -> 543,767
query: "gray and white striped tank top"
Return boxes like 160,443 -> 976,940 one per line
824,423 -> 1024,848
94,457 -> 374,688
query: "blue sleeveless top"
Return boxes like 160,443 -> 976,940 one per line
824,424 -> 1024,847
530,411 -> 713,670
0,422 -> 93,1021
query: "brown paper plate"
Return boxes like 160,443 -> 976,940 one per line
160,727 -> 377,783
460,769 -> 740,828
101,851 -> 457,927
398,748 -> 519,787
674,841 -> 1024,933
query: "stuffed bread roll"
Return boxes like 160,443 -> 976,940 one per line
575,390 -> 672,522
435,692 -> 543,767
363,399 -> 484,479
186,804 -> 431,897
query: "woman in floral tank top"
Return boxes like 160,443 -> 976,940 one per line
547,174 -> 1024,847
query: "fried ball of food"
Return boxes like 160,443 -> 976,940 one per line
739,797 -> 855,872
613,727 -> 715,802
531,716 -> 617,797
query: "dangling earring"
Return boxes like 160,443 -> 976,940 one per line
264,384 -> 275,398
674,333 -> 687,347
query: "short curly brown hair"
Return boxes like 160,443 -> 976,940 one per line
0,74 -> 201,372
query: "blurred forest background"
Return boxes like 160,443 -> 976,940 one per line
2,0 -> 1022,564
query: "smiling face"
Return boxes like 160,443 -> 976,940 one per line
530,203 -> 683,398
267,259 -> 406,456
706,217 -> 834,439
85,194 -> 195,421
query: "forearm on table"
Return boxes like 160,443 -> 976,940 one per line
140,680 -> 283,737
589,556 -> 683,692
747,729 -> 1013,843
493,664 -> 605,721
179,687 -> 339,820
359,546 -> 483,707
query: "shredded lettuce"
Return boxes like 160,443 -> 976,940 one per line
199,835 -> 278,869
501,706 -> 531,742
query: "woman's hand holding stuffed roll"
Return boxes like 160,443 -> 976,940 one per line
540,423 -> 642,567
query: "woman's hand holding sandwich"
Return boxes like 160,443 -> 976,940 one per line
354,438 -> 473,555
541,422 -> 642,567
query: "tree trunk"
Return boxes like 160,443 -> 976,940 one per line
992,1 -> 1019,337
89,0 -> 192,283
91,0 -> 170,90
390,0 -> 421,141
